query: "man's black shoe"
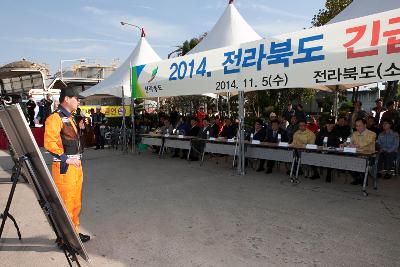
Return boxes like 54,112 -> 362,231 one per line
256,167 -> 265,172
79,233 -> 91,243
265,168 -> 273,174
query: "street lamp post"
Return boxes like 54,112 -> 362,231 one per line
60,58 -> 86,81
120,21 -> 144,154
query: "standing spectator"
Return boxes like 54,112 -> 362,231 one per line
92,106 -> 106,150
334,115 -> 352,142
286,115 -> 299,143
197,117 -> 213,139
306,116 -> 320,133
210,116 -> 220,138
366,115 -> 380,136
43,94 -> 53,124
265,112 -> 277,130
196,106 -> 206,127
381,101 -> 400,132
371,98 -> 386,126
348,101 -> 368,130
316,118 -> 341,182
186,118 -> 201,160
26,95 -> 36,127
169,106 -> 179,127
376,119 -> 399,179
282,103 -> 296,121
295,104 -> 306,122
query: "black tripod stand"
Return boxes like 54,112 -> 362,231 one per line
0,155 -> 82,267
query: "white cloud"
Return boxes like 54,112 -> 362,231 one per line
39,44 -> 107,54
82,6 -> 106,15
249,3 -> 308,20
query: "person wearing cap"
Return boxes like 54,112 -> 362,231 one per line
316,118 -> 341,182
44,87 -> 91,243
92,105 -> 106,149
376,119 -> 399,179
371,98 -> 387,126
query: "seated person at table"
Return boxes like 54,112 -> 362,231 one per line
286,115 -> 299,143
292,120 -> 318,179
157,117 -> 174,135
264,119 -> 288,174
219,118 -> 238,139
334,115 -> 351,142
182,118 -> 201,160
376,119 -> 399,179
246,119 -> 267,171
175,116 -> 190,135
197,117 -> 213,139
348,118 -> 376,185
172,116 -> 190,158
315,117 -> 341,182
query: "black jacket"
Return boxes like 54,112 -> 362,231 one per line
197,125 -> 213,139
210,123 -> 220,138
265,128 -> 288,143
316,128 -> 341,147
220,124 -> 238,139
188,125 -> 200,137
333,125 -> 351,141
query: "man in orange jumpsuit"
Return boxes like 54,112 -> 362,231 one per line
44,87 -> 90,243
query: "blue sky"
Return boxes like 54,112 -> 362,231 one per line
0,0 -> 326,74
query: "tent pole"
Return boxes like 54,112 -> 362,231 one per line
333,85 -> 339,119
227,92 -> 231,117
122,86 -> 127,153
237,90 -> 245,176
130,61 -> 136,154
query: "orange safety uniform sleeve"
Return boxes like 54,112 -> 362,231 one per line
44,113 -> 68,162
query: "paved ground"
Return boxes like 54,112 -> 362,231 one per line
0,148 -> 399,267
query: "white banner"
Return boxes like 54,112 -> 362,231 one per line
132,8 -> 400,98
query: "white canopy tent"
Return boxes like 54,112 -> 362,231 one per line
187,0 -> 262,174
188,0 -> 261,55
80,32 -> 161,99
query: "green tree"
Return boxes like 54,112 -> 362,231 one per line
311,0 -> 353,27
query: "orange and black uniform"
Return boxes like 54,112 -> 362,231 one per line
44,105 -> 83,231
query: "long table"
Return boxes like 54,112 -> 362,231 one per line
140,134 -> 377,196
293,146 -> 376,196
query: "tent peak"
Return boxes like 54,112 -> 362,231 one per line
141,28 -> 146,38
229,0 -> 234,4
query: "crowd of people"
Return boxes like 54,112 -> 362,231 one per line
147,99 -> 400,185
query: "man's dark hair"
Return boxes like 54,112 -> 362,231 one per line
271,119 -> 280,125
255,119 -> 263,125
355,117 -> 367,125
387,100 -> 395,107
